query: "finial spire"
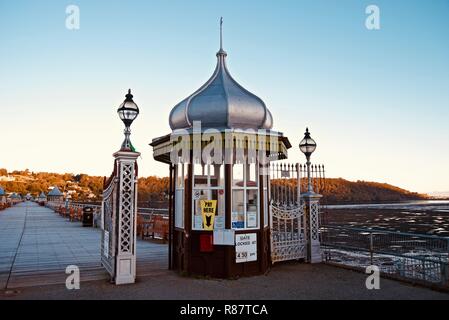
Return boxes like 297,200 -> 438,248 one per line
216,17 -> 227,57
304,127 -> 311,138
220,17 -> 223,50
125,88 -> 133,101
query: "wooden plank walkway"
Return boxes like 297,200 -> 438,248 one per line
0,202 -> 168,289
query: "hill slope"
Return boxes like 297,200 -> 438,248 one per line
322,178 -> 428,204
0,169 -> 427,204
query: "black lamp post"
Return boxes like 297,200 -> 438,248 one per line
117,89 -> 139,151
299,128 -> 317,193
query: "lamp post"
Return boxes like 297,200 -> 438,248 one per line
299,127 -> 322,263
65,193 -> 72,210
107,88 -> 141,285
299,128 -> 317,193
117,89 -> 139,151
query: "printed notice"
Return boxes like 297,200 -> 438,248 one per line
247,212 -> 257,228
214,229 -> 235,245
214,215 -> 225,230
235,233 -> 257,263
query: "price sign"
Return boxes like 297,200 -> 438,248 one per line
235,233 -> 257,263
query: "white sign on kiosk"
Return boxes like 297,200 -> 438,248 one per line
213,229 -> 235,246
235,233 -> 257,263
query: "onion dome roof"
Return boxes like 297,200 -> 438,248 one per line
169,19 -> 273,131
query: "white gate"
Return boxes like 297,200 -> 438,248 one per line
101,163 -> 117,277
270,163 -> 306,263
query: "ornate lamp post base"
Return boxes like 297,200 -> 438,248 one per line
302,191 -> 323,263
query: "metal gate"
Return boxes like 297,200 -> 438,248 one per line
101,164 -> 118,276
269,163 -> 306,263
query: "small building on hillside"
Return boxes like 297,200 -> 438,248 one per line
47,187 -> 64,203
9,193 -> 22,205
38,192 -> 47,206
0,186 -> 6,204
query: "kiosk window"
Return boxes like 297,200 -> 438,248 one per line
192,163 -> 225,230
175,163 -> 187,229
231,162 -> 259,230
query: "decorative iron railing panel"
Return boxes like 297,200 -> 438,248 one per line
101,176 -> 117,276
118,162 -> 134,254
270,163 -> 306,263
270,204 -> 306,263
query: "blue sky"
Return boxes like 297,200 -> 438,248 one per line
0,0 -> 448,193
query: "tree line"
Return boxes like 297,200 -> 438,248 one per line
0,169 -> 427,205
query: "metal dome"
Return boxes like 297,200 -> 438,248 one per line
169,21 -> 273,131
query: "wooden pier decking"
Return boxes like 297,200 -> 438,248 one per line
0,202 -> 168,289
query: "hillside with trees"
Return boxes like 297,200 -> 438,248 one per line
0,168 -> 428,205
137,176 -> 170,208
0,169 -> 104,201
321,178 -> 428,204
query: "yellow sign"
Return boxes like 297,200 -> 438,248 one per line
200,200 -> 217,231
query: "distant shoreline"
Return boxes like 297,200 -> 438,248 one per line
325,199 -> 449,209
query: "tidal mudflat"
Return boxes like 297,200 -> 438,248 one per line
323,201 -> 449,236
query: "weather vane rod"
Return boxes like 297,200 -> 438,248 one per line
220,17 -> 223,50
